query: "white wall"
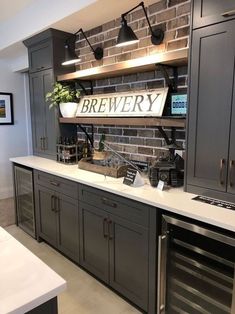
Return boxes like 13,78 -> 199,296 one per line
0,60 -> 31,199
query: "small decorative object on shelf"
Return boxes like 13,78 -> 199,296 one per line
56,137 -> 85,164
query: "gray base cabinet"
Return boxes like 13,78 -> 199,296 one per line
34,170 -> 79,263
79,184 -> 157,313
109,214 -> 148,310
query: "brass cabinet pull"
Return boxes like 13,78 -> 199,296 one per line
42,137 -> 47,151
40,137 -> 43,150
229,160 -> 235,187
103,218 -> 108,238
51,195 -> 55,211
221,9 -> 235,17
108,220 -> 114,240
54,197 -> 60,213
102,197 -> 117,208
220,158 -> 226,185
50,180 -> 60,187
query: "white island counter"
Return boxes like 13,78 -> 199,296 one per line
0,227 -> 66,314
10,155 -> 235,233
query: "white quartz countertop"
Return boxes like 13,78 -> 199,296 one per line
0,226 -> 66,314
10,155 -> 235,233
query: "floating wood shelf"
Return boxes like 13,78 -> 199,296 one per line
57,48 -> 188,81
59,117 -> 186,128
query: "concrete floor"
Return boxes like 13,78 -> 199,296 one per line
5,225 -> 141,314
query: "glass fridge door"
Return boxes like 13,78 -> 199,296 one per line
14,165 -> 35,238
158,215 -> 235,314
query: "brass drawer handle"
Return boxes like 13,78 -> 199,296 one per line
103,218 -> 108,238
51,195 -> 55,211
108,220 -> 114,240
50,180 -> 60,187
219,158 -> 226,185
101,197 -> 117,208
221,9 -> 235,17
229,160 -> 234,187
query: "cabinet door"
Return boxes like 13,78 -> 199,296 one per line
109,215 -> 149,311
228,72 -> 235,195
79,202 -> 109,283
57,194 -> 79,263
34,185 -> 57,247
186,21 -> 235,192
193,0 -> 235,29
29,69 -> 57,159
29,41 -> 52,73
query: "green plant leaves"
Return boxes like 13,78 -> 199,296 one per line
45,82 -> 81,109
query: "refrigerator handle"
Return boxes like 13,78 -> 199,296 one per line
157,234 -> 168,314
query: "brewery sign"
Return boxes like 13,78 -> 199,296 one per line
76,88 -> 168,117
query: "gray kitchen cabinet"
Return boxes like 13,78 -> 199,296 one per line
109,214 -> 148,310
34,171 -> 79,263
29,69 -> 57,158
193,0 -> 235,29
24,28 -> 75,159
79,184 -> 157,313
79,202 -> 109,282
186,19 -> 235,202
35,184 -> 57,247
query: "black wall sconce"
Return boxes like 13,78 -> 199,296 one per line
116,1 -> 164,47
62,28 -> 103,66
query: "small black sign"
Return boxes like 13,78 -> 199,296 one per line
192,195 -> 235,211
123,168 -> 137,186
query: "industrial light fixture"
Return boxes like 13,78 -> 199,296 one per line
116,1 -> 164,47
62,28 -> 103,66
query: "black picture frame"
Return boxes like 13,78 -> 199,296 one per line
0,92 -> 14,125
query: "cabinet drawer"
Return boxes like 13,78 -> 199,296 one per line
79,184 -> 150,227
193,0 -> 235,29
29,41 -> 52,72
34,170 -> 78,199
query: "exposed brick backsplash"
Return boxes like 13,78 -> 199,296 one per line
75,0 -> 190,163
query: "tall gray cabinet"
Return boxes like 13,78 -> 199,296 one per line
186,0 -> 235,202
24,29 -> 75,159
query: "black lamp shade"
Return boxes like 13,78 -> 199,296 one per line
116,19 -> 139,47
61,44 -> 81,66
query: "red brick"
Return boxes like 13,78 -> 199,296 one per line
149,0 -> 167,14
177,2 -> 191,16
167,38 -> 188,50
157,8 -> 176,22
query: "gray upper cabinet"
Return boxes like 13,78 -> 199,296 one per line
24,28 -> 75,159
193,0 -> 235,29
228,76 -> 235,195
28,41 -> 52,73
186,19 -> 235,201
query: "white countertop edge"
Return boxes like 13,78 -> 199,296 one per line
0,227 -> 66,314
10,156 -> 235,233
11,284 -> 67,314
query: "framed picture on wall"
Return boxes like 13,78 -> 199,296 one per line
0,92 -> 14,125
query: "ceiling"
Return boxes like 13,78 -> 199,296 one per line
0,0 -> 158,67
0,0 -> 33,22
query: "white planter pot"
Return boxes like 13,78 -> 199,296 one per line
59,102 -> 78,118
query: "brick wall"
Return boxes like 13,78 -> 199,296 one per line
75,0 -> 191,163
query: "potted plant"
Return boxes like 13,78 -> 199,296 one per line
46,82 -> 80,118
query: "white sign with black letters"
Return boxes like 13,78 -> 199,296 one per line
76,88 -> 168,117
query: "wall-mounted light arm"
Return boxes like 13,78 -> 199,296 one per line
116,1 -> 164,47
62,27 -> 103,66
